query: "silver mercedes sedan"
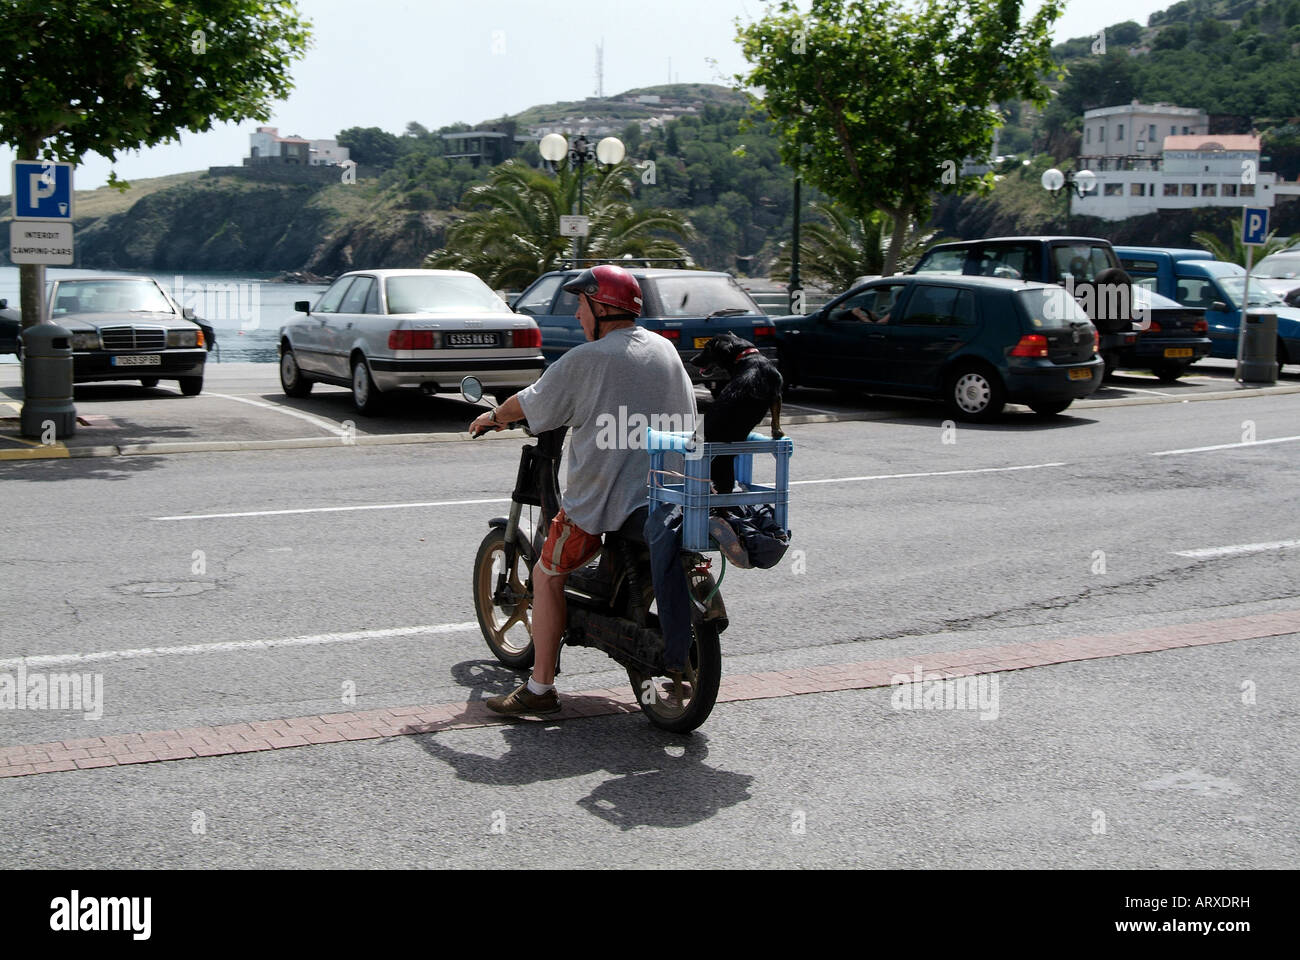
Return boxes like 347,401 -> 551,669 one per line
278,269 -> 544,415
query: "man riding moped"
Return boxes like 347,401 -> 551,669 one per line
468,264 -> 697,715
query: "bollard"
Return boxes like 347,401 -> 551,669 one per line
20,320 -> 77,440
1239,311 -> 1278,384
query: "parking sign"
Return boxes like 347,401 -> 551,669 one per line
1242,206 -> 1269,246
12,160 -> 74,221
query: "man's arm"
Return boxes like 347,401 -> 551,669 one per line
469,391 -> 525,435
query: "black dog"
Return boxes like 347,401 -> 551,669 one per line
690,332 -> 784,494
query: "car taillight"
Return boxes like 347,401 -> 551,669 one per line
1093,329 -> 1100,354
655,329 -> 680,341
752,325 -> 775,338
388,330 -> 437,349
1194,318 -> 1208,333
1147,319 -> 1162,333
511,327 -> 541,348
1010,334 -> 1049,358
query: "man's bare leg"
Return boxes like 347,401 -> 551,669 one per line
529,560 -> 568,685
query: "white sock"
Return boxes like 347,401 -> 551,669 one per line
527,677 -> 554,695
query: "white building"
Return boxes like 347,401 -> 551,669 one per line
308,139 -> 350,166
1070,102 -> 1299,219
247,126 -> 348,166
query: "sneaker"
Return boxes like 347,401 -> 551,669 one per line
485,681 -> 561,716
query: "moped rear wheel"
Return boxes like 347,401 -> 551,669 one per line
473,528 -> 535,670
627,622 -> 721,734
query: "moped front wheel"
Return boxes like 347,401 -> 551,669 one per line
473,528 -> 535,670
627,622 -> 721,734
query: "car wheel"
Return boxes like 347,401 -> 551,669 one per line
1101,353 -> 1118,380
945,364 -> 1005,422
1029,400 -> 1072,416
279,345 -> 314,397
1278,338 -> 1288,378
179,376 -> 203,396
139,377 -> 159,388
1150,360 -> 1187,383
351,356 -> 385,415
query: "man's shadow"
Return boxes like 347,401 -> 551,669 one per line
417,659 -> 755,830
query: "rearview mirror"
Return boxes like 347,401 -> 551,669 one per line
295,300 -> 311,314
460,376 -> 484,404
182,307 -> 196,320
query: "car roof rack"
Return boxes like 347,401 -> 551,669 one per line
557,257 -> 691,270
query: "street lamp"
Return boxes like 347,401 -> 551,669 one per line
1041,167 -> 1096,223
539,133 -> 625,260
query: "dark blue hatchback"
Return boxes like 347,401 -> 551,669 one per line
775,275 -> 1103,420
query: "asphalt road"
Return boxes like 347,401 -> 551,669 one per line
0,391 -> 1297,867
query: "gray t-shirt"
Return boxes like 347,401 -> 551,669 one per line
517,326 -> 697,534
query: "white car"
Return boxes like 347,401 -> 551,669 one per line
278,269 -> 544,414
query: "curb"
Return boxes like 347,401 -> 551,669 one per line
1,383 -> 1296,462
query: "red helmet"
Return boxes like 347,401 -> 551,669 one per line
563,264 -> 642,318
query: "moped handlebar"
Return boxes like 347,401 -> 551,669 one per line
470,419 -> 528,439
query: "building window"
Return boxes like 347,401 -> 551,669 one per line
1131,183 -> 1145,196
1099,126 -> 1106,142
1149,124 -> 1157,141
1241,184 -> 1255,197
1137,140 -> 1146,152
1222,183 -> 1238,197
1171,125 -> 1176,136
1202,183 -> 1217,196
1086,128 -> 1091,144
1104,183 -> 1124,196
1118,124 -> 1124,140
1182,126 -> 1190,134
1164,183 -> 1179,196
1182,184 -> 1197,196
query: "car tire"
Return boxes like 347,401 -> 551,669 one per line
945,363 -> 1005,423
139,377 -> 159,388
351,355 -> 385,415
1150,360 -> 1188,383
1029,400 -> 1072,416
279,345 -> 314,397
1102,353 -> 1118,380
1278,338 -> 1288,378
179,376 -> 203,396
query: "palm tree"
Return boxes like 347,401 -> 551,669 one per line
424,159 -> 694,289
1192,214 -> 1293,268
769,202 -> 940,291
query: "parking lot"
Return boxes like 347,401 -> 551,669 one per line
1,357 -> 1297,460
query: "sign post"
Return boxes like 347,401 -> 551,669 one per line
1237,206 -> 1268,381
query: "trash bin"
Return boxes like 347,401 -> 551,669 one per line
1240,311 -> 1278,384
20,320 -> 76,440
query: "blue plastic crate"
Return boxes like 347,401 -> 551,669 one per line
647,428 -> 793,552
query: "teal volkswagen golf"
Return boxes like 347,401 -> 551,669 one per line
775,275 -> 1103,420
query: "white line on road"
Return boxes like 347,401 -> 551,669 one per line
155,496 -> 511,521
790,462 -> 1068,486
1150,435 -> 1300,456
203,392 -> 351,437
1171,539 -> 1300,559
782,401 -> 844,415
0,621 -> 480,669
1117,386 -> 1179,397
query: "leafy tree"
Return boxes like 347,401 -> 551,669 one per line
1110,20 -> 1143,45
769,202 -> 938,290
423,159 -> 693,289
1192,215 -> 1293,267
0,0 -> 312,328
736,0 -> 1065,275
337,126 -> 402,167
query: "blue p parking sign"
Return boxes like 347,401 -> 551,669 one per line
12,160 -> 74,220
1242,206 -> 1269,246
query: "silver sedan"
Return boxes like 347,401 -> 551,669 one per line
278,269 -> 544,414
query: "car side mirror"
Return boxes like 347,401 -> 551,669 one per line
295,300 -> 311,314
182,306 -> 196,320
1211,301 -> 1228,312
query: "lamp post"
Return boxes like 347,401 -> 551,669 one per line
1041,167 -> 1096,226
538,132 -> 625,260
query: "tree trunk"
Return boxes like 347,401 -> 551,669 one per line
17,134 -> 44,331
883,207 -> 911,277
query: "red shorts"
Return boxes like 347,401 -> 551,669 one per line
538,509 -> 603,576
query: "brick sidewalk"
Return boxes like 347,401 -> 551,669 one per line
3,609 -> 1297,779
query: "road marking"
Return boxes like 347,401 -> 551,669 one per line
0,621 -> 481,670
203,392 -> 351,437
783,401 -> 843,415
1172,539 -> 1300,559
1150,435 -> 1300,456
154,496 -> 511,521
1118,386 -> 1178,397
790,462 -> 1068,486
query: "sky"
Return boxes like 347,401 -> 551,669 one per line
2,0 -> 1174,196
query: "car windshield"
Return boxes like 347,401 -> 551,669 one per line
1218,277 -> 1284,308
51,279 -> 174,316
385,275 -> 508,314
646,276 -> 760,318
1251,255 -> 1300,280
1018,287 -> 1091,328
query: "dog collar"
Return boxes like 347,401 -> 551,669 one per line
735,348 -> 760,360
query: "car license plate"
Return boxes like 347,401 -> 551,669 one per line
111,354 -> 161,366
693,337 -> 711,349
445,332 -> 501,347
1068,368 -> 1092,380
1164,347 -> 1194,358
